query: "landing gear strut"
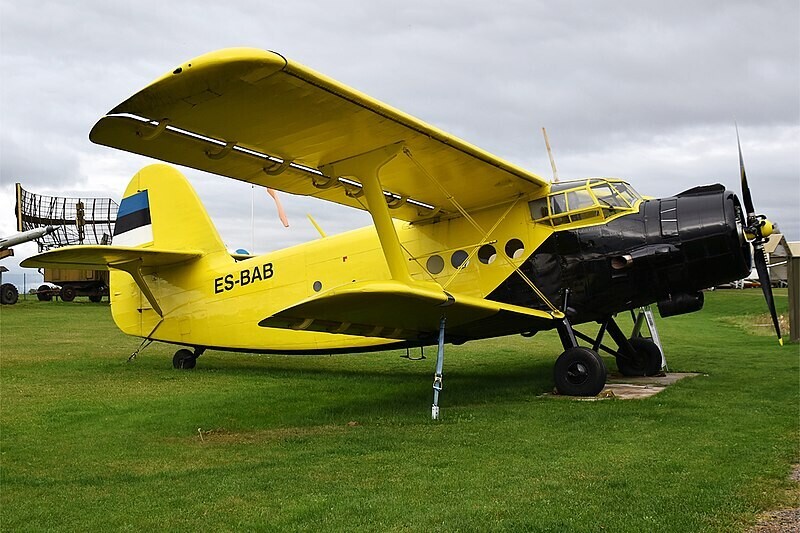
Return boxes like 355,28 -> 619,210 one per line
570,315 -> 664,377
552,312 -> 665,396
554,317 -> 606,396
172,347 -> 205,369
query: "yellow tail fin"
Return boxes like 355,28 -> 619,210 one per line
114,164 -> 226,254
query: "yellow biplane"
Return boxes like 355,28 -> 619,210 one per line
23,49 -> 781,417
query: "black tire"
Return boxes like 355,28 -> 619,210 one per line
172,349 -> 196,370
0,283 -> 19,305
554,347 -> 607,396
60,286 -> 76,302
37,285 -> 53,301
616,337 -> 663,377
88,293 -> 103,303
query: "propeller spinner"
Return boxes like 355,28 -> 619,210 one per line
736,127 -> 783,345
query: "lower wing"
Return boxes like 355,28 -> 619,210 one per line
260,280 -> 561,342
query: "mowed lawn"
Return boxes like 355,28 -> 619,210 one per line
1,290 -> 797,531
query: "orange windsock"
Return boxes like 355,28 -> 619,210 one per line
267,188 -> 289,228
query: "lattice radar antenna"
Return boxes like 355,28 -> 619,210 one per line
15,183 -> 119,251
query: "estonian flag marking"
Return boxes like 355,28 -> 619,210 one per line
114,190 -> 153,246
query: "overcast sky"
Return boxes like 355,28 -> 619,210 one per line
1,0 -> 798,289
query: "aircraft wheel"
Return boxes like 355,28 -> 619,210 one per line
616,337 -> 663,377
0,283 -> 19,305
60,286 -> 76,302
554,347 -> 607,396
37,285 -> 53,301
173,349 -> 196,369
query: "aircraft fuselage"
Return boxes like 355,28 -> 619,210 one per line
108,174 -> 751,354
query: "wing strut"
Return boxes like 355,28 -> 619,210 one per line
404,147 -> 562,314
320,142 -> 413,284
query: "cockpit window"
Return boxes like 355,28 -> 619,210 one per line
529,197 -> 548,219
591,183 -> 629,208
613,182 -> 640,205
567,189 -> 594,210
550,193 -> 567,214
528,179 -> 642,227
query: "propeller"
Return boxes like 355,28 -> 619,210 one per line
736,126 -> 782,345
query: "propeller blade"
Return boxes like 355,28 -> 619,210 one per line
753,243 -> 783,345
734,128 -> 782,345
267,188 -> 290,228
736,124 -> 756,217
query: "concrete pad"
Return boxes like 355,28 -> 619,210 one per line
544,372 -> 702,400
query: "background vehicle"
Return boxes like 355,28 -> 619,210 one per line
12,183 -> 118,303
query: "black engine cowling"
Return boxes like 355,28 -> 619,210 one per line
489,184 -> 752,324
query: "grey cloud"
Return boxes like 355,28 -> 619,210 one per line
0,133 -> 83,188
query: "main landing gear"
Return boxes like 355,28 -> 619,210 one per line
172,347 -> 206,369
554,346 -> 607,396
553,315 -> 663,396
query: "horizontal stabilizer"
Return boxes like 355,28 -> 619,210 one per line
260,280 -> 559,342
21,245 -> 202,270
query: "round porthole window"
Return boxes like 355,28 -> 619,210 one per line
426,255 -> 445,274
313,281 -> 323,292
505,238 -> 525,259
451,250 -> 469,269
478,244 -> 497,264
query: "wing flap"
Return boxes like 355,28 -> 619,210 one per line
21,245 -> 202,270
90,48 -> 548,222
259,280 -> 559,342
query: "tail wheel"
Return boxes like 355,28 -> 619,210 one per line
616,337 -> 663,377
173,349 -> 196,369
60,286 -> 76,302
554,347 -> 607,397
0,283 -> 19,305
37,285 -> 53,301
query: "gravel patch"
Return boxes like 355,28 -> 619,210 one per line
748,464 -> 800,532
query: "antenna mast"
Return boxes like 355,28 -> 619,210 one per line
542,127 -> 559,183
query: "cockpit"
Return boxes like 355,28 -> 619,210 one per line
528,178 -> 643,227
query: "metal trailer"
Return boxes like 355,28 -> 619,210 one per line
34,268 -> 110,302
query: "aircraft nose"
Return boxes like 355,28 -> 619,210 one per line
659,187 -> 752,291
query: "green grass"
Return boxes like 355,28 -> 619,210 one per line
1,291 -> 797,532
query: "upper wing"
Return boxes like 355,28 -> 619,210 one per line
90,48 -> 547,222
21,245 -> 202,270
259,280 -> 560,342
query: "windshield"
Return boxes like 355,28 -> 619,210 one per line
528,179 -> 642,227
591,183 -> 629,208
613,182 -> 641,204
